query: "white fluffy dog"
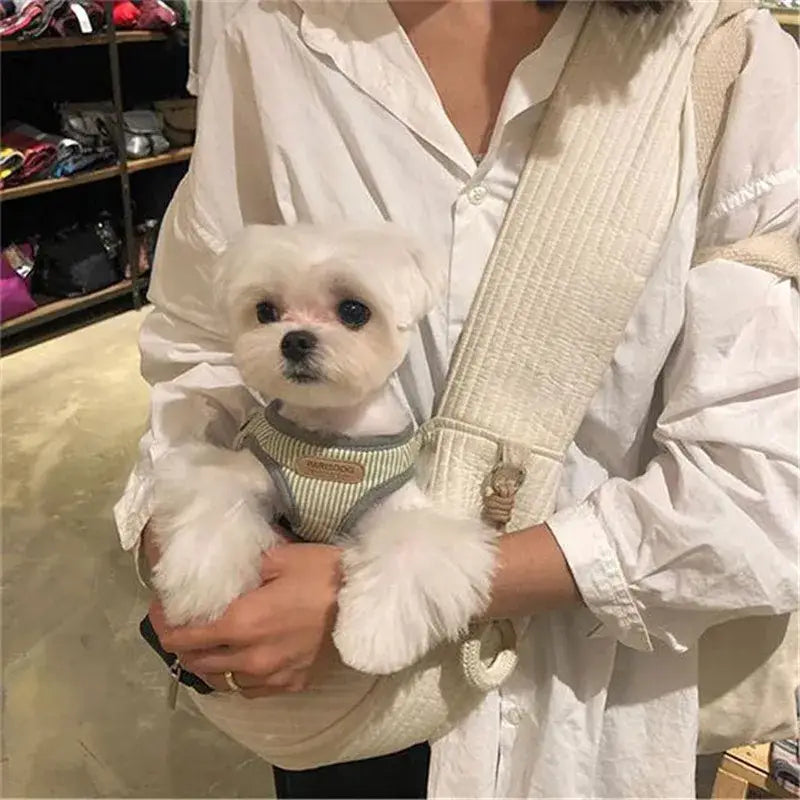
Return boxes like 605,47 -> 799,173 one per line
151,224 -> 497,675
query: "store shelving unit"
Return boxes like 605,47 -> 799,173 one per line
0,8 -> 190,346
0,146 -> 192,202
0,279 -> 135,337
0,29 -> 167,52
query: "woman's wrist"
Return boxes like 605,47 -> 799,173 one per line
483,523 -> 582,620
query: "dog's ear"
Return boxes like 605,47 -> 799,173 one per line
210,225 -> 283,328
392,236 -> 446,330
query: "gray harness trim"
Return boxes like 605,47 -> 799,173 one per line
264,401 -> 416,451
240,408 -> 418,542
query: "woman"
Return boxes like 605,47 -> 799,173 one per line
117,1 -> 799,797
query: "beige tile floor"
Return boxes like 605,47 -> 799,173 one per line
2,310 -> 275,798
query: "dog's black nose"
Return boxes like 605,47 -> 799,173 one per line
281,330 -> 317,362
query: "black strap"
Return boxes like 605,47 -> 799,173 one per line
139,614 -> 215,695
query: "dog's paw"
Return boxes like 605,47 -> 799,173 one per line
150,444 -> 281,626
151,519 -> 263,627
333,508 -> 497,674
334,570 -> 432,675
150,495 -> 276,626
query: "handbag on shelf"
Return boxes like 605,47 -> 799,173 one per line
153,98 -> 196,147
59,102 -> 116,151
33,216 -> 122,298
122,110 -> 170,159
59,105 -> 172,160
0,242 -> 37,323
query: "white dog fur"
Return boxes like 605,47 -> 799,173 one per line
151,224 -> 497,675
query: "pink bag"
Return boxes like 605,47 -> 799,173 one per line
1,243 -> 37,323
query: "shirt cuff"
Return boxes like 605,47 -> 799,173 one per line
547,501 -> 653,652
113,467 -> 154,552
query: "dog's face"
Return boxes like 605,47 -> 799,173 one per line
218,224 -> 442,409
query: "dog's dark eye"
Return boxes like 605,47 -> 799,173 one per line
256,301 -> 279,324
337,299 -> 371,329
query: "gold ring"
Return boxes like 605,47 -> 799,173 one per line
223,670 -> 242,693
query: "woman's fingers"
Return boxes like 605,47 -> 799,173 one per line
195,672 -> 231,692
180,642 -> 290,678
194,668 -> 307,698
195,669 -> 262,691
150,601 -> 234,652
180,645 -> 252,675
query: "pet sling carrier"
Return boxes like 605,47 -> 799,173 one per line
186,0 -> 798,768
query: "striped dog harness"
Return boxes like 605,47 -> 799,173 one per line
235,402 -> 418,544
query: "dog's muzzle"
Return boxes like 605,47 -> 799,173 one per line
281,330 -> 317,363
281,330 -> 321,383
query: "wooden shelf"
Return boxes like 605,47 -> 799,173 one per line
771,9 -> 800,26
0,30 -> 167,53
0,146 -> 192,201
0,162 -> 121,201
127,146 -> 193,174
115,30 -> 169,45
1,279 -> 135,337
712,743 -> 795,799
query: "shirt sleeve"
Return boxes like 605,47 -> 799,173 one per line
547,9 -> 799,653
114,21 -> 279,551
112,182 -> 261,551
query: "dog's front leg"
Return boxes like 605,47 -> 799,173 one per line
333,483 -> 498,674
150,443 -> 282,626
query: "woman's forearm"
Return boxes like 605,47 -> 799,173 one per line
484,523 -> 583,620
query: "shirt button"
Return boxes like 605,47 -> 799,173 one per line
503,706 -> 523,726
467,184 -> 487,205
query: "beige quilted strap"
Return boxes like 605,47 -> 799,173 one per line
424,1 -> 720,691
692,0 -> 754,205
430,0 -> 718,497
695,230 -> 800,280
692,0 -> 798,282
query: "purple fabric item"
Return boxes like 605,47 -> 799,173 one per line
0,0 -> 43,38
0,243 -> 37,322
49,0 -> 102,36
0,122 -> 59,187
135,0 -> 177,30
16,0 -> 68,39
0,0 -> 18,21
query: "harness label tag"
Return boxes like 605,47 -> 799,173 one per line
294,456 -> 365,484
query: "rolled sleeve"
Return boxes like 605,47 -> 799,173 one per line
547,24 -> 799,652
113,24 -> 282,553
112,181 -> 261,552
549,262 -> 799,653
112,306 -> 259,552
113,459 -> 155,552
548,502 -> 652,651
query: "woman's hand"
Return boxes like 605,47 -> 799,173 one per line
150,543 -> 342,698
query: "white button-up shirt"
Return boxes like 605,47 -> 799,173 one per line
115,2 -> 800,797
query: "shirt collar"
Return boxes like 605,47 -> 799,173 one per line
494,1 -> 589,134
297,0 -> 468,167
295,0 -> 588,175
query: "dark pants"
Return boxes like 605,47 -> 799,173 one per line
273,742 -> 431,799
